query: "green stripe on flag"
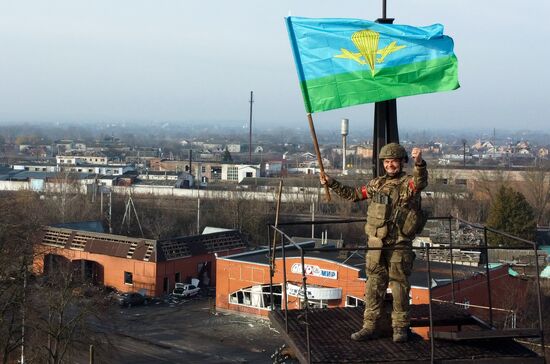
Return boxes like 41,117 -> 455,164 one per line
300,55 -> 459,113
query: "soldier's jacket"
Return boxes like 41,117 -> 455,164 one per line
328,161 -> 428,243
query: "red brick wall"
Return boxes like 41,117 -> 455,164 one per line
216,256 -> 366,316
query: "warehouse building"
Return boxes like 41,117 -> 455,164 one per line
34,226 -> 247,296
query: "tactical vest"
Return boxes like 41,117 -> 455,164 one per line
365,173 -> 426,242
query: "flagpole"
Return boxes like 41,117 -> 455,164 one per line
373,2 -> 399,177
307,113 -> 331,201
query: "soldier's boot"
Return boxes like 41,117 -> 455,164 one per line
392,327 -> 409,343
351,326 -> 378,341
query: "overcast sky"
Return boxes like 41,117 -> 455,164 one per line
0,1 -> 548,132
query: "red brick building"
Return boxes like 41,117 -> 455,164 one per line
34,226 -> 247,296
216,242 -> 529,334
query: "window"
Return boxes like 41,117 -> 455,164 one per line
175,272 -> 181,283
463,299 -> 470,309
246,172 -> 253,178
227,166 -> 238,181
201,166 -> 206,173
435,178 -> 448,185
229,284 -> 282,310
455,179 -> 467,185
346,295 -> 365,307
124,271 -> 133,285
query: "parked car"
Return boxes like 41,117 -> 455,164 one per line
172,284 -> 200,298
117,292 -> 146,307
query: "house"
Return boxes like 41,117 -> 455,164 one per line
33,227 -> 248,297
221,164 -> 260,182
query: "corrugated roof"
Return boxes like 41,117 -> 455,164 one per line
157,230 -> 247,261
40,227 -> 157,262
40,226 -> 247,263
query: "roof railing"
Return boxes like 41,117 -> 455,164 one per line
268,215 -> 546,364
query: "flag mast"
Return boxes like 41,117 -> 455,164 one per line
373,0 -> 400,177
308,113 -> 331,201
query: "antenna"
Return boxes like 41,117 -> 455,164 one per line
120,194 -> 144,237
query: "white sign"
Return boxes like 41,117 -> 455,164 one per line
286,283 -> 342,300
291,263 -> 337,280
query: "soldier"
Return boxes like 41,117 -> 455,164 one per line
320,143 -> 428,343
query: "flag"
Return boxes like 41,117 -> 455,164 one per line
286,17 -> 459,113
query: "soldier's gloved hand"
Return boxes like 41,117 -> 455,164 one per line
411,147 -> 423,165
319,173 -> 332,186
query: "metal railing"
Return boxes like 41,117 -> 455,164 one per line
267,216 -> 546,364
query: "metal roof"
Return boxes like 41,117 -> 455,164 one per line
40,226 -> 248,263
40,227 -> 157,262
52,221 -> 105,233
269,305 -> 542,363
157,230 -> 247,261
221,243 -> 487,287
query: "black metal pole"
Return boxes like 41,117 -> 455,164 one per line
282,235 -> 289,333
373,14 -> 398,178
449,216 -> 455,303
427,247 -> 435,364
532,243 -> 546,357
300,249 -> 311,364
268,226 -> 274,311
483,227 -> 494,326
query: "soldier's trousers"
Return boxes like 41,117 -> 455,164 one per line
363,241 -> 415,330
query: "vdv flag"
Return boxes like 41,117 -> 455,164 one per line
286,17 -> 459,113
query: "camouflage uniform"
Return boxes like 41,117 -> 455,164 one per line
327,158 -> 428,334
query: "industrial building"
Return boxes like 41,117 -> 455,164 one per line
33,226 -> 247,296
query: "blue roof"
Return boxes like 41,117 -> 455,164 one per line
508,267 -> 520,277
540,266 -> 550,279
52,221 -> 105,233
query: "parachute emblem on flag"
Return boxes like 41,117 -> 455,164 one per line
335,30 -> 406,76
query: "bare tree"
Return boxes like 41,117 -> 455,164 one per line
521,167 -> 550,225
26,260 -> 114,364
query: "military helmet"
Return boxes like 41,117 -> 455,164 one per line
378,143 -> 408,161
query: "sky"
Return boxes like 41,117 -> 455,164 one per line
0,1 -> 549,132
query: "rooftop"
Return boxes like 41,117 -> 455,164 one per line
39,226 -> 248,262
219,242 -> 487,288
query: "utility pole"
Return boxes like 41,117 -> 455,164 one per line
197,163 -> 201,235
462,139 -> 467,167
249,91 -> 254,164
20,259 -> 27,364
108,191 -> 112,234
